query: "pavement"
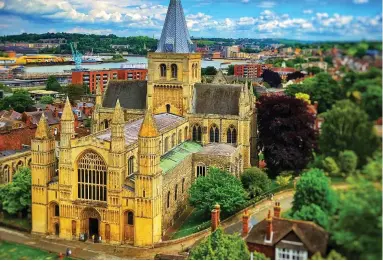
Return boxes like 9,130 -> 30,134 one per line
0,190 -> 297,260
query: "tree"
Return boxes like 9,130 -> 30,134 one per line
287,71 -> 305,81
332,177 -> 382,260
292,204 -> 329,229
189,228 -> 252,260
240,167 -> 271,198
261,69 -> 282,88
275,173 -> 292,187
0,90 -> 34,113
292,169 -> 337,215
338,150 -> 358,176
201,66 -> 217,76
295,92 -> 311,104
40,95 -> 54,104
360,84 -> 382,121
46,76 -> 62,92
62,84 -> 86,103
227,65 -> 234,76
322,157 -> 340,177
319,100 -> 380,166
311,250 -> 346,260
306,66 -> 322,75
257,95 -> 317,177
0,167 -> 31,215
188,168 -> 247,217
0,83 -> 12,93
361,150 -> 382,182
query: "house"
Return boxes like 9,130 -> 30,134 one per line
244,202 -> 329,260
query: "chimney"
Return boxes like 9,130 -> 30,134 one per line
211,209 -> 218,232
266,210 -> 273,241
242,209 -> 250,237
214,204 -> 221,226
274,202 -> 281,218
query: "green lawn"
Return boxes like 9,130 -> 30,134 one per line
171,209 -> 211,239
0,241 -> 73,260
0,212 -> 31,231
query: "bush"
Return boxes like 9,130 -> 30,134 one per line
240,167 -> 271,198
40,95 -> 54,104
276,174 -> 292,187
323,157 -> 340,177
292,204 -> 329,229
338,150 -> 358,175
361,151 -> 382,182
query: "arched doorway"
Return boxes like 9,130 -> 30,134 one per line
166,104 -> 171,113
80,207 -> 101,240
54,223 -> 60,235
124,211 -> 134,243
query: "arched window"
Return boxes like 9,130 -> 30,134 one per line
178,130 -> 182,144
171,133 -> 176,148
182,178 -> 185,193
171,64 -> 178,79
104,119 -> 109,129
143,190 -> 146,198
167,191 -> 171,208
165,137 -> 169,152
194,63 -> 198,79
184,126 -> 188,140
210,124 -> 219,143
227,126 -> 237,144
174,184 -> 178,201
128,156 -> 134,176
127,211 -> 134,225
77,151 -> 107,201
160,64 -> 167,77
54,204 -> 59,216
192,124 -> 202,142
166,104 -> 171,113
192,64 -> 195,78
16,161 -> 23,170
1,165 -> 10,184
196,164 -> 206,177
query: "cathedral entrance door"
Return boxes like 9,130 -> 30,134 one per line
54,223 -> 59,235
89,218 -> 99,239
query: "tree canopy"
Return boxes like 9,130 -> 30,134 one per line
240,167 -> 271,198
201,66 -> 218,76
188,168 -> 247,217
0,167 -> 32,215
256,95 -> 317,177
46,76 -> 62,92
62,84 -> 87,103
291,204 -> 329,229
189,228 -> 252,260
40,95 -> 54,104
261,69 -> 282,88
319,100 -> 380,166
0,90 -> 34,113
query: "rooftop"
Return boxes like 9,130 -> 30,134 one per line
197,143 -> 237,156
0,147 -> 30,159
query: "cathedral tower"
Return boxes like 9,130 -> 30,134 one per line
92,81 -> 103,133
134,108 -> 163,246
147,0 -> 201,116
31,114 -> 55,234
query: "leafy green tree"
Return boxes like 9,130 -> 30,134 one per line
62,84 -> 86,103
338,150 -> 358,176
332,177 -> 382,260
275,174 -> 292,187
360,84 -> 382,121
306,66 -> 322,75
227,65 -> 234,76
189,228 -> 252,260
292,204 -> 329,229
46,76 -> 62,92
201,66 -> 217,76
240,167 -> 271,198
322,157 -> 340,177
40,95 -> 54,104
361,151 -> 382,182
292,168 -> 337,215
311,250 -> 346,260
319,100 -> 380,166
0,83 -> 12,93
189,168 -> 247,217
0,167 -> 31,215
0,90 -> 34,113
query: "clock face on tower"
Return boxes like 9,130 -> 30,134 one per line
165,44 -> 174,52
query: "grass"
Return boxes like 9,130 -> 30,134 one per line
171,209 -> 211,239
0,212 -> 31,231
330,176 -> 347,185
0,241 -> 73,260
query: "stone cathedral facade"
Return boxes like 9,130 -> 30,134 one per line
31,0 -> 257,247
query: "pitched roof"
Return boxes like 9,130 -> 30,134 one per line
24,111 -> 60,125
156,0 -> 193,53
197,143 -> 237,156
102,80 -> 147,109
211,70 -> 228,84
193,83 -> 242,115
246,217 -> 328,256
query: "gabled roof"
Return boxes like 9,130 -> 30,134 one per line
211,70 -> 228,84
24,111 -> 60,125
103,80 -> 147,110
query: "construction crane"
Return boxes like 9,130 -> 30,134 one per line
70,42 -> 82,70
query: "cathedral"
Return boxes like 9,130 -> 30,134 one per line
31,0 -> 257,247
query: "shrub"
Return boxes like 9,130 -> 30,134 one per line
323,157 -> 340,176
276,175 -> 292,187
338,150 -> 358,175
240,167 -> 271,198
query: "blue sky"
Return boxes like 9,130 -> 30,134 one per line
0,0 -> 381,41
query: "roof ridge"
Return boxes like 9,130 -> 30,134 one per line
274,217 -> 327,233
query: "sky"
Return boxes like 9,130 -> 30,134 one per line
0,0 -> 381,41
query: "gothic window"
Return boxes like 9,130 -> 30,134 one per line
178,130 -> 182,144
160,64 -> 167,77
1,165 -> 9,184
128,156 -> 134,176
192,64 -> 195,78
166,104 -> 171,113
165,137 -> 169,152
227,126 -> 237,144
192,124 -> 202,142
171,133 -> 176,148
184,126 -> 188,140
127,211 -> 134,225
16,160 -> 23,170
77,151 -> 107,202
167,191 -> 171,208
171,64 -> 178,79
210,124 -> 219,143
54,204 -> 59,216
174,184 -> 178,201
196,164 -> 206,177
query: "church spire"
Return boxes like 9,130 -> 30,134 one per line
112,99 -> 124,124
139,108 -> 158,138
35,113 -> 51,139
156,0 -> 193,53
62,97 -> 74,121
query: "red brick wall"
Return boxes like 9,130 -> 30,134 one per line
247,242 -> 275,259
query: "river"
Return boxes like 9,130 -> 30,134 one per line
24,56 -> 248,74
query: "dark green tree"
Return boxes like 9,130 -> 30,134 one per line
189,228 -> 253,260
240,167 -> 271,198
319,100 -> 380,166
227,65 -> 234,75
46,76 -> 62,92
306,66 -> 322,75
62,84 -> 86,103
0,167 -> 31,215
40,95 -> 54,104
201,66 -> 218,76
332,177 -> 382,260
188,168 -> 247,217
361,150 -> 382,182
338,150 -> 358,176
0,90 -> 34,112
292,168 -> 337,215
291,204 -> 329,229
0,83 -> 12,93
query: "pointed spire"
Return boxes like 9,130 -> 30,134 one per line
95,81 -> 103,106
112,99 -> 125,124
62,97 -> 74,121
139,108 -> 158,138
35,113 -> 51,139
156,0 -> 193,53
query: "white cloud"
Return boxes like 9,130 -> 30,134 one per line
257,1 -> 276,8
0,1 -> 4,9
303,9 -> 313,14
353,0 -> 368,4
66,27 -> 113,35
